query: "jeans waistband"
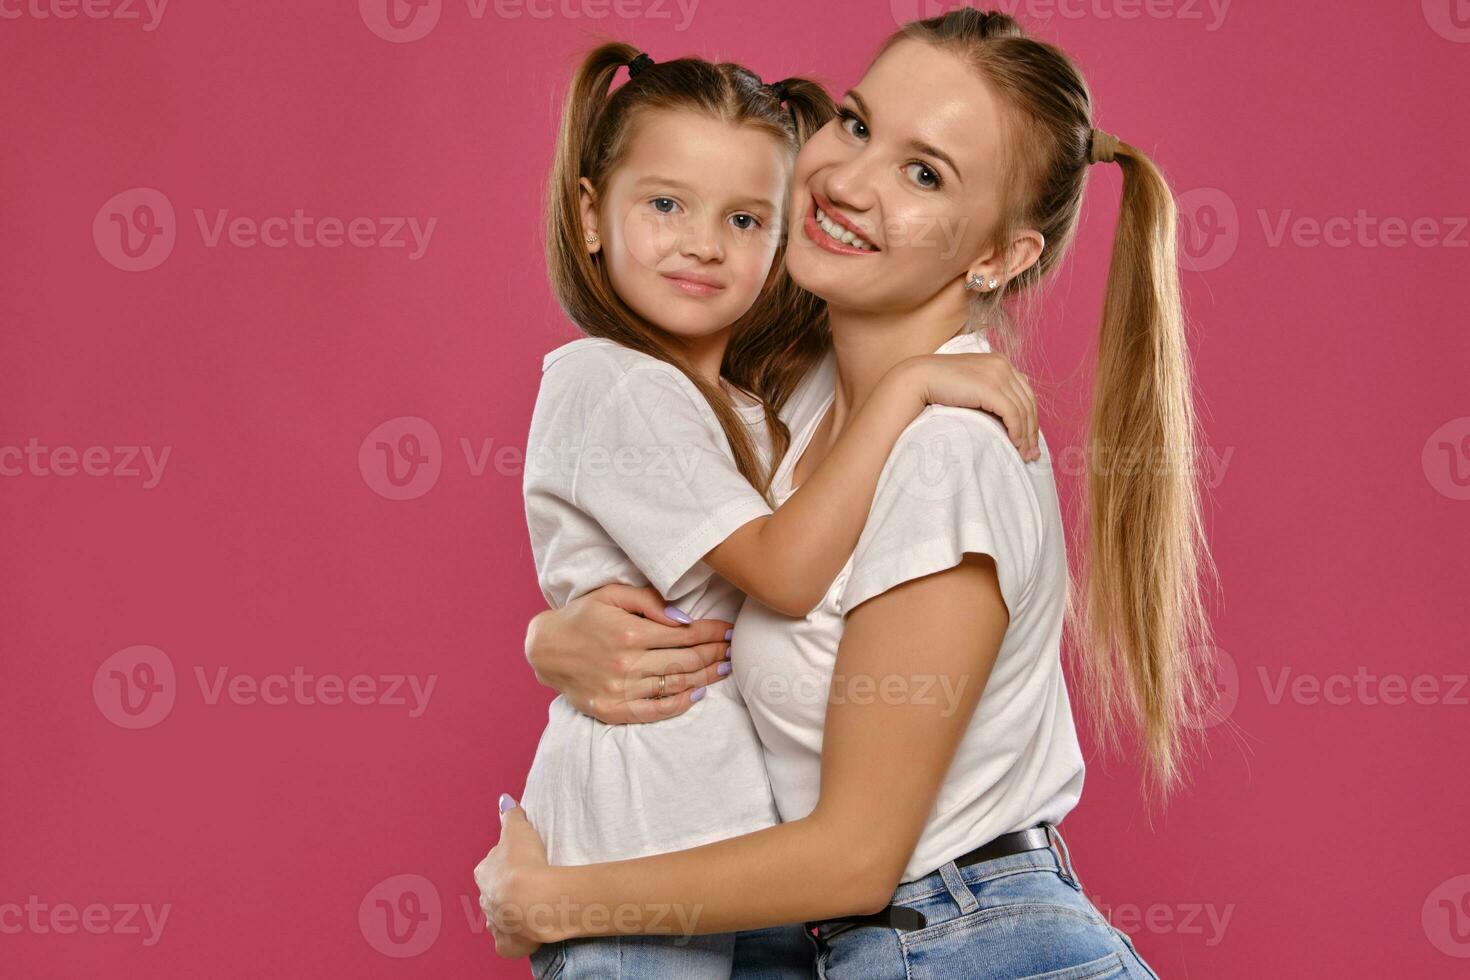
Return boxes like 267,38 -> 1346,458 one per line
890,822 -> 1083,909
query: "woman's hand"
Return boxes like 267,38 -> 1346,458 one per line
525,584 -> 734,724
896,350 -> 1041,461
475,794 -> 553,958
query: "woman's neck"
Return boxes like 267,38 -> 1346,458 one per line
824,290 -> 971,441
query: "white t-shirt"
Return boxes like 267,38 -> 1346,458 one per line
730,328 -> 1086,883
519,336 -> 788,865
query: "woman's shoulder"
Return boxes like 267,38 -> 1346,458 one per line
884,404 -> 1051,523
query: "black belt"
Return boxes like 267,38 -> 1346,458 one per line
805,824 -> 1053,935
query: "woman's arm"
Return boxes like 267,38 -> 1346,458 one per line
523,584 -> 735,724
478,553 -> 1008,949
703,353 -> 1036,618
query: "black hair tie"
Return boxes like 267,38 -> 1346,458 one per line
627,52 -> 656,78
769,81 -> 789,103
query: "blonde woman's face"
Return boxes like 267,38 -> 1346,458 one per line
583,110 -> 788,341
785,40 -> 1011,313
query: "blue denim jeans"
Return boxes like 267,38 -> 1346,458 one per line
804,825 -> 1160,979
528,922 -> 814,979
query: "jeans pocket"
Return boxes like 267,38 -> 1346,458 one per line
1017,951 -> 1127,979
528,940 -> 566,980
1108,927 -> 1162,980
898,902 -> 1124,980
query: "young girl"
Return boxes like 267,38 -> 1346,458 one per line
515,41 -> 1042,978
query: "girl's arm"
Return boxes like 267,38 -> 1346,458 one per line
701,351 -> 1037,618
477,552 -> 1008,949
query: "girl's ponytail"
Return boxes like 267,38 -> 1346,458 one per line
546,41 -> 639,337
771,75 -> 833,146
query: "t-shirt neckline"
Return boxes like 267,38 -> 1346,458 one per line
775,328 -> 991,502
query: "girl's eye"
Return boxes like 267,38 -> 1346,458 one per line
651,197 -> 680,214
905,162 -> 942,190
730,213 -> 760,231
837,108 -> 869,141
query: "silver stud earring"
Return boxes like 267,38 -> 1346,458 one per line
965,272 -> 998,291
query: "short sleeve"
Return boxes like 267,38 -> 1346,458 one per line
837,408 -> 1042,618
570,364 -> 773,597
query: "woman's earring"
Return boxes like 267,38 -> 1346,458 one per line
585,233 -> 600,245
965,272 -> 990,291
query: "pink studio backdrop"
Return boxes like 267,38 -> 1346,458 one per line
2,1 -> 1467,977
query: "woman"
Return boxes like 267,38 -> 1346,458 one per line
480,10 -> 1211,978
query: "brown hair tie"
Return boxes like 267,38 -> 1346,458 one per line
1088,128 -> 1120,164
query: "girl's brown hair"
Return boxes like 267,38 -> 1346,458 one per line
878,10 -> 1218,804
545,42 -> 835,499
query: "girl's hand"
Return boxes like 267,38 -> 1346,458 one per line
475,794 -> 552,958
525,584 -> 734,725
897,351 -> 1041,462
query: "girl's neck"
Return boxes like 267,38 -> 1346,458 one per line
662,327 -> 730,389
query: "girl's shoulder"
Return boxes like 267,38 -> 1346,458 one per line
544,334 -> 705,384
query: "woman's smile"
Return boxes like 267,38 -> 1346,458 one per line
802,192 -> 881,254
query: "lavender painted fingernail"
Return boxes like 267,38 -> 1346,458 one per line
690,687 -> 707,702
718,662 -> 732,676
665,605 -> 693,624
498,792 -> 517,814
724,628 -> 733,641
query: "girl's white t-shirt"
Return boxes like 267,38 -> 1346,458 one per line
730,329 -> 1086,883
521,335 -> 818,865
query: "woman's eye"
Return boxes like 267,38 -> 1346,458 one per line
905,162 -> 941,189
838,109 -> 869,141
651,197 -> 679,214
730,213 -> 760,231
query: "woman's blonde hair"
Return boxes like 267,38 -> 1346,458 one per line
882,9 -> 1219,805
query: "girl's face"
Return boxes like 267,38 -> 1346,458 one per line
582,110 -> 789,341
785,40 -> 1023,313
